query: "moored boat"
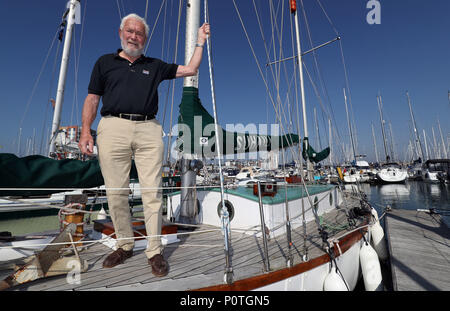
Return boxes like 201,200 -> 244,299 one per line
422,159 -> 450,183
376,162 -> 407,184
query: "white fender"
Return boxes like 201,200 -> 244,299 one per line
370,208 -> 388,261
96,207 -> 107,220
323,265 -> 348,291
360,242 -> 383,291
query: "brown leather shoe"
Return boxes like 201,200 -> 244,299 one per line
102,248 -> 133,268
148,254 -> 169,277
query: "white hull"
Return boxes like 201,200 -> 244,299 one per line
0,237 -> 54,262
164,185 -> 367,291
376,168 -> 407,183
0,183 -> 141,214
256,235 -> 363,290
343,174 -> 360,183
343,173 -> 370,184
422,171 -> 440,183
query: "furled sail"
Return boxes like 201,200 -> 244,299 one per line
176,87 -> 299,158
302,137 -> 330,163
0,153 -> 138,196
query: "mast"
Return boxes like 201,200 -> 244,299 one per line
183,0 -> 200,89
423,129 -> 430,160
313,107 -> 321,150
371,122 -> 379,163
328,118 -> 332,165
377,94 -> 389,162
291,0 -> 313,180
437,118 -> 448,158
388,122 -> 396,161
48,0 -> 79,157
406,91 -> 424,161
431,127 -> 438,158
343,88 -> 356,163
179,0 -> 201,225
17,127 -> 22,156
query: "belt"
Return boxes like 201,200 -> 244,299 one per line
109,113 -> 155,121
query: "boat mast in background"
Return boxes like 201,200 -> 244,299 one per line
343,88 -> 357,164
423,129 -> 430,160
406,91 -> 425,161
371,123 -> 379,163
377,94 -> 389,162
437,119 -> 448,159
48,0 -> 80,157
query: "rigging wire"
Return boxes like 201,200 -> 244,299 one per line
19,27 -> 61,156
232,0 -> 298,164
253,0 -> 300,165
314,0 -> 359,163
69,0 -> 88,129
39,32 -> 63,155
204,0 -> 234,282
144,0 -> 167,55
144,0 -> 149,22
299,0 -> 347,162
165,0 -> 183,165
115,0 -> 123,20
160,0 -> 172,130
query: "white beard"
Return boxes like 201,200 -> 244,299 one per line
121,38 -> 144,58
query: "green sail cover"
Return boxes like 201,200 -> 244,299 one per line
177,87 -> 299,158
302,137 -> 330,163
0,153 -> 139,196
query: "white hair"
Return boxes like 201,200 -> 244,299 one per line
120,13 -> 149,38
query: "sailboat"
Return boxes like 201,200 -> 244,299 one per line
422,159 -> 450,183
0,0 -> 384,291
375,94 -> 407,184
341,88 -> 370,183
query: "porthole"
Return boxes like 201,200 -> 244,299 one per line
217,200 -> 235,222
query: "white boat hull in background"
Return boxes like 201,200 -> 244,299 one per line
376,168 -> 407,183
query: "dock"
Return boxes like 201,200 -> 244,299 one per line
385,209 -> 450,291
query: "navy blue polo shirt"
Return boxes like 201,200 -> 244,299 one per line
88,49 -> 178,117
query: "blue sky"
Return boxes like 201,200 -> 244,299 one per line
0,0 -> 448,163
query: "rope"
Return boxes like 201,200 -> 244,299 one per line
58,203 -> 86,238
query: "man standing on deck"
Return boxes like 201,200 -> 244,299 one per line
78,13 -> 209,277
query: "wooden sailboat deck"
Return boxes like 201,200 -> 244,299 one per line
1,194 -> 365,291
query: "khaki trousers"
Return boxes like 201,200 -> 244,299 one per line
97,116 -> 164,259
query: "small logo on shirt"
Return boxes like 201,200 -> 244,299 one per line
142,69 -> 149,75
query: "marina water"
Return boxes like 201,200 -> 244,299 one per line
351,181 -> 450,227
